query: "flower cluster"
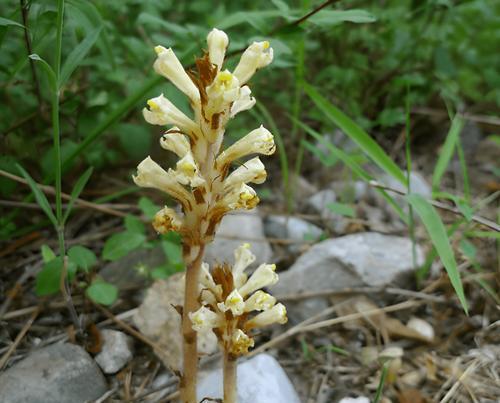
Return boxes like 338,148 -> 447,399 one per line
133,29 -> 275,241
189,244 -> 287,356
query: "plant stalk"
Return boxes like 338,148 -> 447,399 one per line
223,351 -> 237,403
181,244 -> 205,403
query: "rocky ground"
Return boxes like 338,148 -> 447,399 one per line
0,123 -> 499,402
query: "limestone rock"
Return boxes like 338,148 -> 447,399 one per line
0,343 -> 107,403
272,232 -> 424,321
197,354 -> 301,403
133,273 -> 218,371
264,215 -> 323,253
205,208 -> 272,266
95,329 -> 134,374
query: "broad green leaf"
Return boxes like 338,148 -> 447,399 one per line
124,214 -> 146,234
115,123 -> 152,159
138,197 -> 160,220
62,167 -> 93,224
16,164 -> 57,228
309,9 -> 377,26
327,202 -> 356,218
59,27 -> 102,87
102,232 -> 146,261
407,194 -> 468,314
86,280 -> 118,305
432,115 -> 464,192
151,262 -> 184,279
41,244 -> 56,263
0,17 -> 25,29
303,83 -> 406,185
36,257 -> 63,296
68,245 -> 97,272
29,54 -> 57,91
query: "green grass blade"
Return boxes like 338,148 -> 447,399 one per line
373,362 -> 389,403
29,54 -> 57,92
303,83 -> 406,185
59,27 -> 102,87
58,75 -> 162,175
407,193 -> 468,314
16,164 -> 58,228
62,166 -> 93,224
431,115 -> 464,192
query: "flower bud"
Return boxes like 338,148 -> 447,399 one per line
233,41 -> 273,84
153,46 -> 200,104
207,28 -> 229,70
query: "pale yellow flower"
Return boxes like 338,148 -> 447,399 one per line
207,28 -> 229,70
245,303 -> 287,329
233,41 -> 273,84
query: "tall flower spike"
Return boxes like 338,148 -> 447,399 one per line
153,46 -> 200,104
207,28 -> 229,70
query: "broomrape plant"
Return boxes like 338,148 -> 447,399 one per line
134,28 -> 286,402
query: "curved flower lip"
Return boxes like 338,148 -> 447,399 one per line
238,263 -> 278,298
233,41 -> 274,85
200,262 -> 223,299
153,46 -> 200,104
217,289 -> 245,316
244,290 -> 276,312
160,127 -> 191,157
216,125 -> 275,169
230,85 -> 256,118
232,243 -> 255,288
245,303 -> 287,330
133,156 -> 193,206
172,152 -> 206,188
224,157 -> 267,190
207,28 -> 229,70
143,94 -> 201,139
189,306 -> 223,332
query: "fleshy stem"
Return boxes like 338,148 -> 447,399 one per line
223,351 -> 237,403
53,0 -> 80,332
181,243 -> 205,403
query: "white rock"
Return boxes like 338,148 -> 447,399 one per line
339,397 -> 370,403
133,273 -> 218,371
339,396 -> 370,403
95,329 -> 133,374
0,343 -> 107,403
197,354 -> 301,403
272,232 -> 424,321
407,317 -> 435,342
264,215 -> 323,252
204,208 -> 272,266
306,189 -> 337,217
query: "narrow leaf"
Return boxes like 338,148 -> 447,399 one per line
407,194 -> 468,314
29,54 -> 57,91
0,17 -> 25,28
432,115 -> 464,192
303,83 -> 406,185
59,27 -> 102,87
16,164 -> 57,228
62,166 -> 93,224
327,202 -> 356,218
